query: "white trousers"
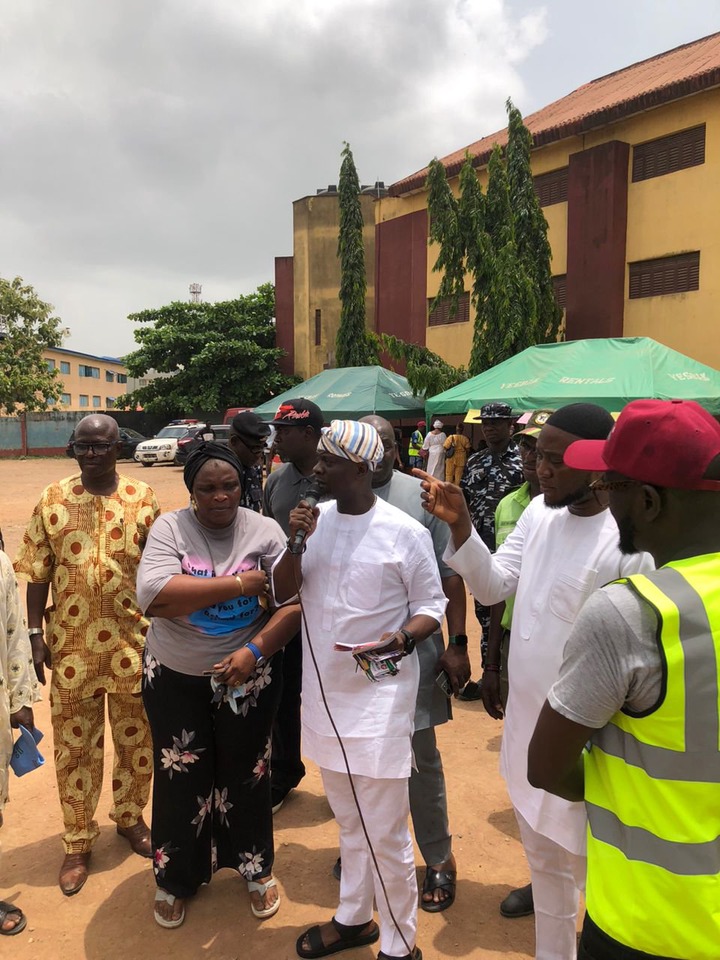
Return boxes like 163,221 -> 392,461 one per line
321,768 -> 418,958
516,808 -> 586,960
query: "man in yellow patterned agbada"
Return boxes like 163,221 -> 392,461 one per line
14,414 -> 160,896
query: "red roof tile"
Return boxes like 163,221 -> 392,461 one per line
390,31 -> 720,196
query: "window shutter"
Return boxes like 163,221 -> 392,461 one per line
428,292 -> 470,326
632,125 -> 705,182
629,252 -> 700,299
533,167 -> 569,207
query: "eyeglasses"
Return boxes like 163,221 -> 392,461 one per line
589,477 -> 642,493
70,442 -> 115,455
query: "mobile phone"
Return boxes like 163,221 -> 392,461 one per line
435,670 -> 453,698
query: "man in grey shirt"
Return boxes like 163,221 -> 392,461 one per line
528,398 -> 720,959
360,415 -> 470,912
263,398 -> 325,812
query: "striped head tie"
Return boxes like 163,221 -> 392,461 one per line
317,420 -> 384,469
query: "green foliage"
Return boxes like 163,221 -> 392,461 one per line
506,98 -> 562,344
426,103 -> 561,380
470,143 -> 539,375
336,142 -> 379,367
118,283 -> 298,414
427,158 -> 466,318
0,276 -> 64,414
378,333 -> 468,397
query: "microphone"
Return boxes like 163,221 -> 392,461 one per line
289,484 -> 323,554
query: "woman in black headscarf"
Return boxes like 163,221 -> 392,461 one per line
137,443 -> 299,929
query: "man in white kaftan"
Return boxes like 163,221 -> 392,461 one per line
417,404 -> 653,960
276,419 -> 446,960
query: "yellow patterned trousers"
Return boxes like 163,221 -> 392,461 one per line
50,686 -> 153,854
445,460 -> 466,485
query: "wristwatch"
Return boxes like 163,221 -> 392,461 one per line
449,634 -> 468,647
399,628 -> 416,656
245,641 -> 266,667
27,627 -> 44,637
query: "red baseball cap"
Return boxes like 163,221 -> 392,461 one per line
564,399 -> 720,491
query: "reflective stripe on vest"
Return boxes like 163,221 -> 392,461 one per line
584,558 -> 720,958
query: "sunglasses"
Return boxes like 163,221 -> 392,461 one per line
70,442 -> 115,455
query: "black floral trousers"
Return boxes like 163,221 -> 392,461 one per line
142,649 -> 282,899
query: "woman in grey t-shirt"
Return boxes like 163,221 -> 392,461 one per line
137,444 -> 299,930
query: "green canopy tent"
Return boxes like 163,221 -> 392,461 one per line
253,366 -> 425,421
427,337 -> 720,417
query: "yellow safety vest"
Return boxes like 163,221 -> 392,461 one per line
408,430 -> 424,457
584,555 -> 720,958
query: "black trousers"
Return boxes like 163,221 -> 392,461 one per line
270,631 -> 306,794
578,914 -> 675,960
142,651 -> 282,899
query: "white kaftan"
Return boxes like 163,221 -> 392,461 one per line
445,496 -> 653,854
422,431 -> 447,480
0,552 -> 38,809
296,497 -> 447,780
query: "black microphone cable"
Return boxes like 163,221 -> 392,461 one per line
289,511 -> 414,957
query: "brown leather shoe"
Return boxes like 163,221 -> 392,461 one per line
116,817 -> 152,858
59,852 -> 91,897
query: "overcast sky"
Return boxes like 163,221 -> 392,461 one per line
1,1 -> 718,358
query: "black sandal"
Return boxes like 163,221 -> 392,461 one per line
296,917 -> 379,958
0,901 -> 26,937
420,865 -> 456,913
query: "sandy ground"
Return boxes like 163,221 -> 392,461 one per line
0,457 -> 537,960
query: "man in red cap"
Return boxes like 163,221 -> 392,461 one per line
529,399 -> 720,959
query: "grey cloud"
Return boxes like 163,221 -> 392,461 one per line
7,0 -> 716,357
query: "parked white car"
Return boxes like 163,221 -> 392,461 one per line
134,423 -> 199,467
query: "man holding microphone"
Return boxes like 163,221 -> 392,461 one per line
274,419 -> 446,960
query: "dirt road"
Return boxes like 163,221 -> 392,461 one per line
0,457 -> 535,960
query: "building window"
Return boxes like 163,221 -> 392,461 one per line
106,370 -> 115,382
117,373 -> 127,384
46,396 -> 56,406
92,396 -> 101,408
629,252 -> 700,299
553,274 -> 567,308
314,309 -> 322,346
533,167 -> 568,206
79,364 -> 100,378
60,361 -> 71,375
79,395 -> 89,407
46,358 -> 56,371
61,393 -> 71,405
428,292 -> 470,326
632,125 -> 705,182
106,397 -> 115,409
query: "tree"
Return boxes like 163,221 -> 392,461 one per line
335,142 -> 379,367
118,283 -> 298,414
506,99 -> 561,345
427,157 -> 466,319
0,276 -> 65,414
469,144 -> 538,375
426,101 -> 561,378
376,333 -> 468,397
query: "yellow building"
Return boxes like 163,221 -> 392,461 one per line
275,183 -> 386,381
43,347 -> 130,411
281,32 -> 720,374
